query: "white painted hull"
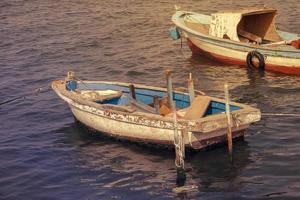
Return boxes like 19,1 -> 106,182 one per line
70,105 -> 175,144
189,37 -> 300,67
186,36 -> 300,74
69,103 -> 248,149
52,80 -> 260,150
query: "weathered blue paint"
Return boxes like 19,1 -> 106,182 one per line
78,82 -> 191,109
169,27 -> 181,40
97,97 -> 121,105
185,13 -> 211,25
277,30 -> 300,41
98,95 -> 241,116
204,101 -> 241,116
78,82 -> 241,116
78,83 -> 129,92
66,80 -> 77,91
97,94 -> 130,105
96,93 -> 186,107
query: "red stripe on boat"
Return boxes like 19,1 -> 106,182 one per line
187,39 -> 300,75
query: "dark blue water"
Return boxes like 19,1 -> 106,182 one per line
0,0 -> 300,199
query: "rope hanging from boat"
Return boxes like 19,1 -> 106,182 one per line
0,85 -> 51,106
262,113 -> 300,117
73,76 -> 93,91
172,101 -> 185,169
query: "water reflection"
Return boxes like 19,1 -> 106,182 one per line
1,0 -> 300,199
57,121 -> 252,199
188,140 -> 252,192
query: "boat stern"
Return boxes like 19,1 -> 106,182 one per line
182,100 -> 261,150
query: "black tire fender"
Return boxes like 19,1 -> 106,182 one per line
246,50 -> 265,70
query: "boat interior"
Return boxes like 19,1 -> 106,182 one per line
72,82 -> 241,119
182,9 -> 300,49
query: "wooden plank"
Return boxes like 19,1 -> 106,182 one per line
224,84 -> 233,161
129,84 -> 136,99
188,73 -> 195,103
165,69 -> 173,108
183,96 -> 211,120
237,29 -> 262,43
129,97 -> 157,114
153,96 -> 160,114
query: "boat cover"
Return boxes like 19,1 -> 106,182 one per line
209,8 -> 282,42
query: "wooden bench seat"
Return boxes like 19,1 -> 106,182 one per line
183,96 -> 211,120
237,29 -> 262,44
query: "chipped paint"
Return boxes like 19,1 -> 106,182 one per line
52,80 -> 261,150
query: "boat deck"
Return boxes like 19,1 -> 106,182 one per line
76,82 -> 241,117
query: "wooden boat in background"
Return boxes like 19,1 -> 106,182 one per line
52,72 -> 261,150
171,7 -> 300,75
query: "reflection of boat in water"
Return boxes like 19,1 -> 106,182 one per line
188,140 -> 253,191
58,122 -> 253,195
171,7 -> 300,75
52,72 -> 260,150
57,123 -> 182,197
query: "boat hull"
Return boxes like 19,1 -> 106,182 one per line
52,80 -> 260,151
172,10 -> 300,75
70,104 -> 248,150
186,37 -> 300,75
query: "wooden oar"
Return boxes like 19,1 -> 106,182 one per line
188,73 -> 195,103
224,83 -> 233,162
129,84 -> 136,99
165,69 -> 186,183
129,96 -> 157,114
165,69 -> 174,108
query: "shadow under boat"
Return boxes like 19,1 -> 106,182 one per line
56,121 -> 253,194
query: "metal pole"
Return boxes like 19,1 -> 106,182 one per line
224,83 -> 233,161
188,73 -> 195,103
165,69 -> 173,108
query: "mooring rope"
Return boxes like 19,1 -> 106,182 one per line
73,76 -> 94,91
0,85 -> 51,106
262,113 -> 300,117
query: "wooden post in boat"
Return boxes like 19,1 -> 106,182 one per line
165,69 -> 173,108
172,100 -> 186,182
129,84 -> 136,99
66,71 -> 75,81
165,70 -> 186,182
224,83 -> 233,161
153,96 -> 160,114
188,73 -> 195,103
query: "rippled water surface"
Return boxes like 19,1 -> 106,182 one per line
0,0 -> 300,199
